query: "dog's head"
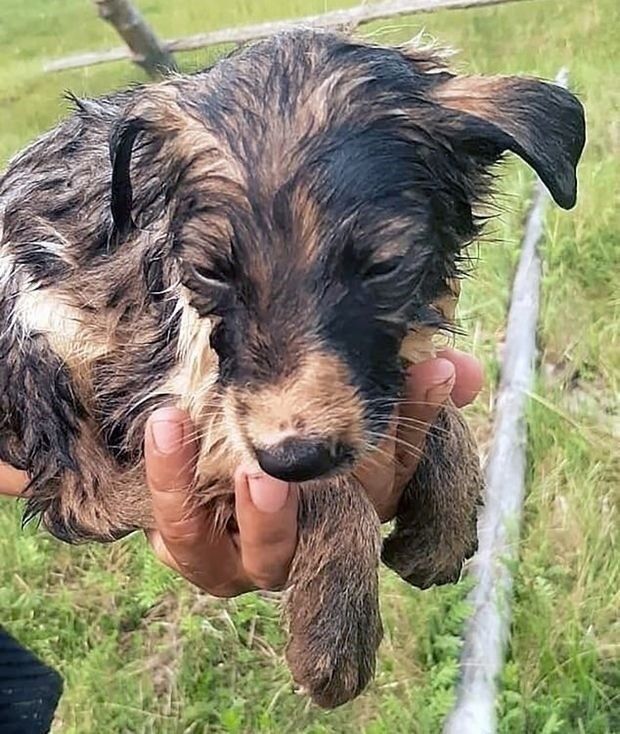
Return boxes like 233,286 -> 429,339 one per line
109,30 -> 585,482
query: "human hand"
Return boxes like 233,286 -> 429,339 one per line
0,349 -> 483,592
355,348 -> 484,521
0,462 -> 27,497
145,348 -> 483,595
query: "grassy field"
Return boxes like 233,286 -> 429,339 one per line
1,0 -> 618,732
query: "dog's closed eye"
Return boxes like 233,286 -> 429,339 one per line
363,257 -> 403,281
182,263 -> 233,317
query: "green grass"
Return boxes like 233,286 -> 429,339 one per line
1,0 -> 618,731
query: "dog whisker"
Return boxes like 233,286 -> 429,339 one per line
0,22 -> 582,707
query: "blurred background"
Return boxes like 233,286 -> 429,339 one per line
0,1 -> 618,732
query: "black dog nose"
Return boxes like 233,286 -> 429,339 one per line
255,438 -> 337,482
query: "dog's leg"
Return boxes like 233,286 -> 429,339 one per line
382,405 -> 483,589
0,326 -> 150,542
284,477 -> 383,709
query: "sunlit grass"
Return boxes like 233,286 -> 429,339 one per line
1,0 -> 618,731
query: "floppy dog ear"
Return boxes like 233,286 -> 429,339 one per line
431,75 -> 586,209
108,117 -> 149,240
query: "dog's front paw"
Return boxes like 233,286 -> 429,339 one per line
382,405 -> 483,590
382,519 -> 479,590
284,574 -> 383,708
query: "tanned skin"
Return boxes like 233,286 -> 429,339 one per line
0,30 -> 584,706
1,352 -> 483,593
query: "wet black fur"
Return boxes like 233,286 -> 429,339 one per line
0,289 -> 84,502
0,29 -> 585,537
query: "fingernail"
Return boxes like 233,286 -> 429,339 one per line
247,473 -> 289,513
150,419 -> 185,455
425,361 -> 456,403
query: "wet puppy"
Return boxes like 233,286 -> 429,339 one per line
0,30 -> 585,707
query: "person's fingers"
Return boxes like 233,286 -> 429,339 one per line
0,463 -> 28,497
395,350 -> 484,489
394,357 -> 456,485
437,348 -> 485,408
353,420 -> 398,522
235,467 -> 298,590
356,350 -> 484,521
145,407 -> 199,495
145,407 -> 248,596
144,352 -> 482,593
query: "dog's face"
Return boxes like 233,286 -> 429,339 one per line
110,31 -> 584,482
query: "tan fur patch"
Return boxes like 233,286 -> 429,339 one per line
400,278 -> 460,363
229,350 -> 364,454
368,216 -> 420,262
145,291 -> 240,496
291,186 -> 325,262
433,75 -> 509,118
169,289 -> 220,418
229,70 -> 383,195
300,72 -> 374,131
15,285 -> 110,365
130,85 -> 246,188
431,74 -> 543,153
44,419 -> 154,538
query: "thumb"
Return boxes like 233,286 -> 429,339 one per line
145,407 -> 197,494
395,358 -> 456,480
403,358 -> 456,424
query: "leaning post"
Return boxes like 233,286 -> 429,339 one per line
442,68 -> 570,734
93,0 -> 178,77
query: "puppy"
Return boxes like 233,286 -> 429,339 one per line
0,30 -> 585,707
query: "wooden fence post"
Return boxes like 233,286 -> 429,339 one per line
45,0 -> 528,74
94,0 -> 178,77
442,69 -> 570,734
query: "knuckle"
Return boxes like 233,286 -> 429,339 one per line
257,526 -> 293,548
244,558 -> 290,591
159,528 -> 193,547
156,517 -> 201,548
